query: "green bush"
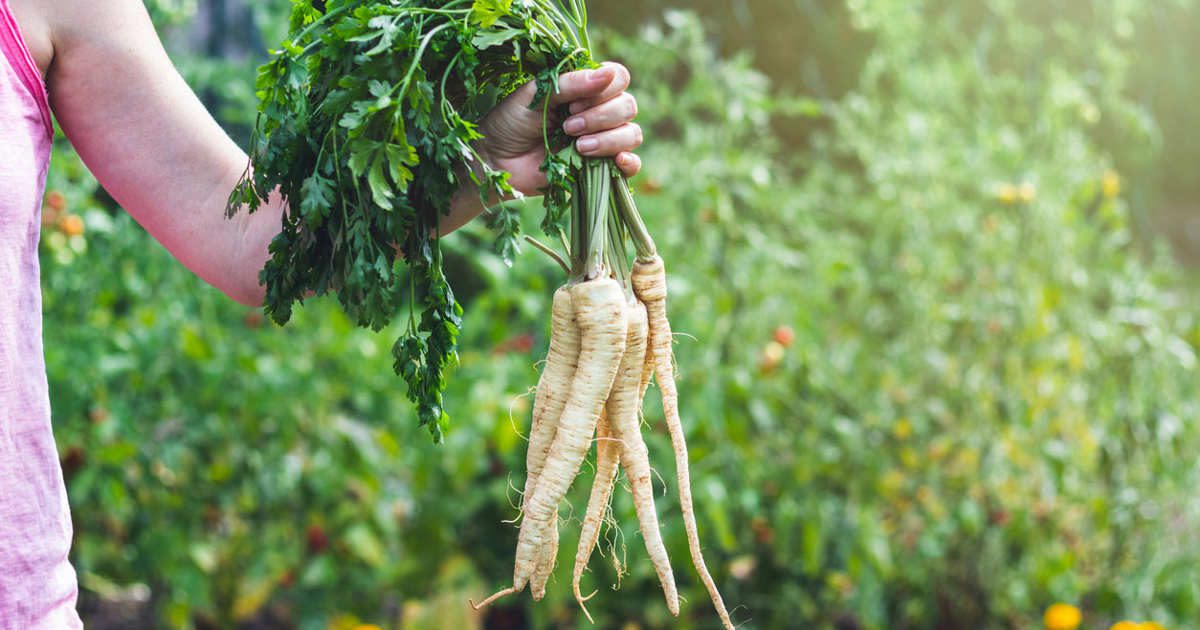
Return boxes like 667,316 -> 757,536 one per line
593,6 -> 1200,626
42,2 -> 1200,628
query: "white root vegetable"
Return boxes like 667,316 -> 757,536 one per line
474,277 -> 627,608
604,300 -> 679,615
633,257 -> 734,630
527,287 -> 581,600
571,411 -> 621,621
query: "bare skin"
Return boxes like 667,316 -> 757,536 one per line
8,0 -> 644,305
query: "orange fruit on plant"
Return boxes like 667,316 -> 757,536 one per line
45,190 -> 66,211
58,214 -> 85,237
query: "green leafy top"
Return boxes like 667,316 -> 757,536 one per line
228,0 -> 641,441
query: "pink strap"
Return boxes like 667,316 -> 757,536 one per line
0,0 -> 52,135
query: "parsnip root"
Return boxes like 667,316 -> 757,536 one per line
527,287 -> 581,599
605,300 -> 679,615
572,411 -> 621,622
480,277 -> 628,604
633,257 -> 734,630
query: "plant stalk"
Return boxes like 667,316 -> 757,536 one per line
612,170 -> 657,260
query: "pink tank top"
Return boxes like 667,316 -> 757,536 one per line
0,0 -> 82,626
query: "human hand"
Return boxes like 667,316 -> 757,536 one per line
477,62 -> 642,197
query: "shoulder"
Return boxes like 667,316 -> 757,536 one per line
9,0 -> 153,79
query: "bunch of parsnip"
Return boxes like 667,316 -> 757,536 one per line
473,156 -> 734,629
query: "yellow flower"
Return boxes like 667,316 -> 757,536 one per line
1102,170 -> 1121,199
353,625 -> 383,630
996,183 -> 1020,205
1044,603 -> 1083,630
1110,622 -> 1140,630
1139,623 -> 1166,630
1018,182 -> 1037,204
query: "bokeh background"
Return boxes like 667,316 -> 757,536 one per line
39,1 -> 1200,628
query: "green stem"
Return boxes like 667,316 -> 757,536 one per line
569,178 -> 584,279
396,22 -> 454,100
532,0 -> 582,48
556,226 -> 571,261
524,235 -> 570,274
606,205 -> 631,294
401,6 -> 473,18
581,158 -> 611,280
572,0 -> 592,52
567,158 -> 611,282
439,51 -> 464,106
611,170 -> 657,260
331,128 -> 350,230
291,3 -> 352,46
408,273 -> 417,332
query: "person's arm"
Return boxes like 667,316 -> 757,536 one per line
41,0 -> 642,306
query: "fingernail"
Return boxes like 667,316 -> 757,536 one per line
617,153 -> 632,166
564,117 -> 586,134
590,67 -> 614,83
577,138 -> 599,153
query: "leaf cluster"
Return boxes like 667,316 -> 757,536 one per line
227,0 -> 593,440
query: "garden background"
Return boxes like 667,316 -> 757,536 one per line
38,1 -> 1200,628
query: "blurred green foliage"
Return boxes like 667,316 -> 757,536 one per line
39,1 -> 1200,628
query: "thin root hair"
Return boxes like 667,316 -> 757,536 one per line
728,604 -> 753,628
507,386 -> 538,442
649,465 -> 668,498
560,498 -> 577,528
502,475 -> 526,520
597,504 -> 618,560
610,515 -> 628,581
672,330 -> 698,344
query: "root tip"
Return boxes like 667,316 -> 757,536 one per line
575,597 -> 596,624
469,586 -> 518,611
573,580 -> 601,623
